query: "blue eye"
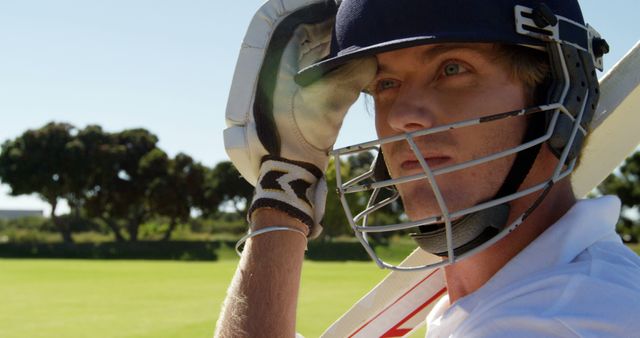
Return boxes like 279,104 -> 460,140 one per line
442,62 -> 469,77
444,63 -> 461,76
376,79 -> 399,92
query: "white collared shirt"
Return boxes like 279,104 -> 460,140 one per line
427,196 -> 640,338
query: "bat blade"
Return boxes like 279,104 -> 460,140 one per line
321,249 -> 444,338
572,41 -> 640,196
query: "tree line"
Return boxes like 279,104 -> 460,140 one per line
0,122 -> 394,244
0,122 -> 637,244
0,122 -> 253,243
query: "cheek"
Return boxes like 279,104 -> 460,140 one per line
379,143 -> 395,174
481,81 -> 529,117
455,116 -> 527,159
446,78 -> 529,121
374,106 -> 389,137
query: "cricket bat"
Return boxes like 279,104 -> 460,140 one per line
320,40 -> 640,338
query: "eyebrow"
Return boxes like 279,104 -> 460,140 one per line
422,43 -> 488,61
377,43 -> 492,74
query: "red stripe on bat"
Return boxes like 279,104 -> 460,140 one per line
348,269 -> 443,338
380,287 -> 447,337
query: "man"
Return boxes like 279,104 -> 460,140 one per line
218,0 -> 640,336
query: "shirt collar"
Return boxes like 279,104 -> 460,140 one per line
429,196 -> 621,326
483,195 -> 621,293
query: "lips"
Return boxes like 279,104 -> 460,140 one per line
401,156 -> 452,171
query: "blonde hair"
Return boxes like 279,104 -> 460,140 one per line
492,44 -> 550,102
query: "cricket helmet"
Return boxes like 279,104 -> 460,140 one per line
298,0 -> 609,271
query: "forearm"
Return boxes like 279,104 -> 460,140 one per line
217,1 -> 375,335
215,209 -> 308,338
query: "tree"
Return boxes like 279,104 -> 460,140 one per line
209,161 -> 253,217
598,151 -> 640,242
190,165 -> 221,218
84,128 -> 160,241
146,153 -> 206,241
323,157 -> 354,239
0,122 -> 76,243
63,125 -> 115,218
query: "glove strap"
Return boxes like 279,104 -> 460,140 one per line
248,156 -> 325,237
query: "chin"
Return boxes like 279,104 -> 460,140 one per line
399,184 -> 479,222
399,185 -> 442,220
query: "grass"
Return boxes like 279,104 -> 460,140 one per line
3,243 -> 637,338
0,259 -> 399,338
0,259 -> 229,338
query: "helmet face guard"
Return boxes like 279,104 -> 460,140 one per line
334,102 -> 577,271
301,1 -> 608,271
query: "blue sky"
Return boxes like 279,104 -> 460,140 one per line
0,0 -> 638,214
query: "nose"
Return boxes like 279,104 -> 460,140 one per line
386,84 -> 437,133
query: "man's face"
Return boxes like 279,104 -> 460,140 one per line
371,43 -> 529,221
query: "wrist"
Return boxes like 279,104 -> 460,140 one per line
237,207 -> 310,256
247,156 -> 327,238
251,208 -> 310,236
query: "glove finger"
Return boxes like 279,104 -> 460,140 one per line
295,57 -> 378,151
225,0 -> 338,184
298,20 -> 335,71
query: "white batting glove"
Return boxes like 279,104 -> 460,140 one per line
224,0 -> 376,237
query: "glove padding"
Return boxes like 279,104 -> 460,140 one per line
224,0 -> 376,236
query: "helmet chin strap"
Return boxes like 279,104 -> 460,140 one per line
412,114 -> 546,257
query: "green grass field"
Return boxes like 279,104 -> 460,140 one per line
3,244 -> 638,337
0,259 -> 397,338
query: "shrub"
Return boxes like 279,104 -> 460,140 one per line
0,241 -> 220,260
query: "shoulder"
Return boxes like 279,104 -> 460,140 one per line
456,242 -> 640,337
